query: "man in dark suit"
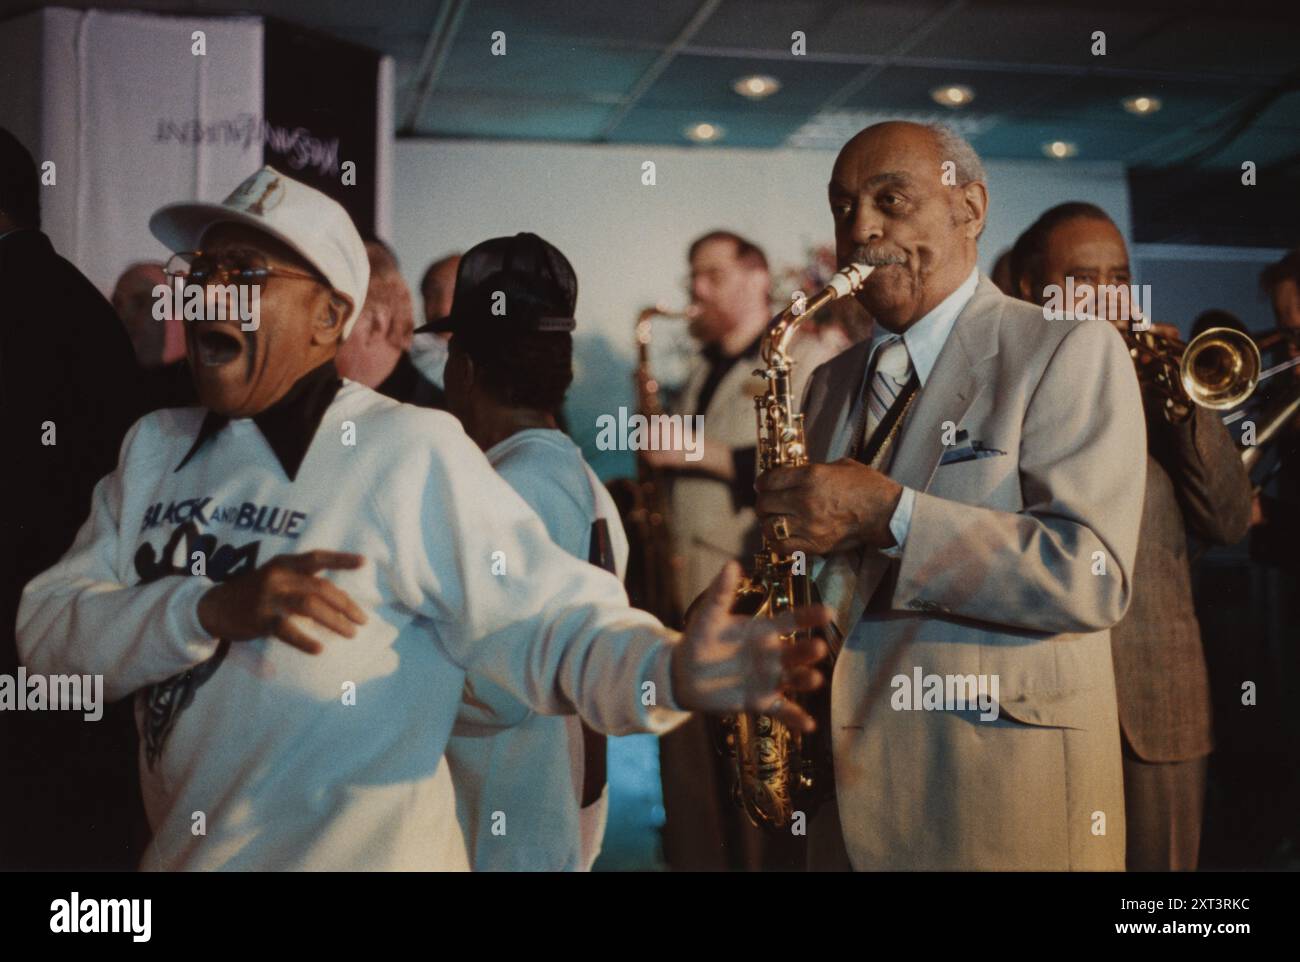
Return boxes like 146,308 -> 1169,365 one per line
1,126 -> 145,869
1014,201 -> 1252,870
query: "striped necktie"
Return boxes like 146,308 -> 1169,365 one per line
864,335 -> 914,445
816,335 -> 917,648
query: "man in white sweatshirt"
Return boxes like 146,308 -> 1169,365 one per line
438,232 -> 628,870
16,167 -> 829,871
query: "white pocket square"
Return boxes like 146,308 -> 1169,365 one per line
940,437 -> 1007,465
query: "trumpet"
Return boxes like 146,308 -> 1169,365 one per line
1124,323 -> 1300,465
719,261 -> 875,829
1125,325 -> 1261,417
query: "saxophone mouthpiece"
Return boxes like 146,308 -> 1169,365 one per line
827,262 -> 874,298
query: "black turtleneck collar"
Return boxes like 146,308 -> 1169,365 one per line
694,330 -> 764,417
175,359 -> 343,481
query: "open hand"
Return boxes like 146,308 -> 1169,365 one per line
670,562 -> 831,732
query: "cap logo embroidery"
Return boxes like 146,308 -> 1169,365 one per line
230,172 -> 284,216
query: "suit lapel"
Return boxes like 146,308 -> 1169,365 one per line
805,339 -> 873,464
887,277 -> 1004,493
851,275 -> 1006,617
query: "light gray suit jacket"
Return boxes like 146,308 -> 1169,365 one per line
668,349 -> 765,606
802,275 -> 1146,870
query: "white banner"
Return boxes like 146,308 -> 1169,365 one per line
1,8 -> 263,295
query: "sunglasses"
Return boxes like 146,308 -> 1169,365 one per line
164,249 -> 326,290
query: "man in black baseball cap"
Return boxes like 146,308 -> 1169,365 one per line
441,233 -> 621,869
421,231 -> 577,336
439,233 -> 576,427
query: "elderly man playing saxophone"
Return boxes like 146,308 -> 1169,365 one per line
754,121 -> 1146,870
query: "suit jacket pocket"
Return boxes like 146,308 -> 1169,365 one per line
928,452 -> 1021,508
995,687 -> 1099,730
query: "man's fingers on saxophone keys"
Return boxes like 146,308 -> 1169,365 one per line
742,634 -> 785,698
754,464 -> 804,494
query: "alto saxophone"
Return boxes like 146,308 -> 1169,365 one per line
722,261 -> 875,828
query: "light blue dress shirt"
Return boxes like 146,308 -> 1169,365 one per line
866,266 -> 980,557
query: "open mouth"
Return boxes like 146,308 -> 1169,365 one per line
193,325 -> 245,368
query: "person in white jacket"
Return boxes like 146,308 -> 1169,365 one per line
16,167 -> 829,871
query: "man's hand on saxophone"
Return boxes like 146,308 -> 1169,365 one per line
670,561 -> 832,733
755,459 -> 904,554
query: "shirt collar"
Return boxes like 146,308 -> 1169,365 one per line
866,266 -> 979,387
702,329 -> 764,367
175,359 -> 343,481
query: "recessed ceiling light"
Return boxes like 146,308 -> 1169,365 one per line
1121,95 -> 1162,116
1042,140 -> 1079,159
685,122 -> 725,143
733,74 -> 781,100
930,84 -> 975,108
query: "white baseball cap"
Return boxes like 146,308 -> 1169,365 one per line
149,165 -> 370,340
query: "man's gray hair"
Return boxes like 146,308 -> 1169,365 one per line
926,122 -> 986,186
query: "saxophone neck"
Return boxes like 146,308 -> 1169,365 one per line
762,306 -> 806,372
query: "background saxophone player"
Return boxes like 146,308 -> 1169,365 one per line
643,230 -> 788,871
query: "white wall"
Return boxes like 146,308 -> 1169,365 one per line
392,139 -> 1131,477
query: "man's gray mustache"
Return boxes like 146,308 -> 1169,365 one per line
850,250 -> 907,267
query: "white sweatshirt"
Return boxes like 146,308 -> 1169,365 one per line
17,381 -> 687,871
446,429 -> 629,871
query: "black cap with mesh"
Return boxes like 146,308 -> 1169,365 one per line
416,232 -> 577,336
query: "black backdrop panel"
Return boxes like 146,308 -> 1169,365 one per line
1129,165 -> 1300,249
263,18 -> 380,237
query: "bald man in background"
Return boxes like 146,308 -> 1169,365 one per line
113,261 -> 196,411
114,262 -> 181,368
336,240 -> 441,408
399,252 -> 462,409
